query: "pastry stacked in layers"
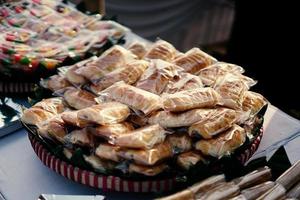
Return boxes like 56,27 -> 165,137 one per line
22,39 -> 267,177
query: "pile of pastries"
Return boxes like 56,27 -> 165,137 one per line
0,0 -> 128,75
21,39 -> 267,177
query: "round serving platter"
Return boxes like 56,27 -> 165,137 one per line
24,122 -> 263,193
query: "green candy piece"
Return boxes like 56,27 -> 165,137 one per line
7,49 -> 16,54
20,56 -> 30,65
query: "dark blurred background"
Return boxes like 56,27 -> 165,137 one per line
93,0 -> 299,118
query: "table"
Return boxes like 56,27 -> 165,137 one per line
0,105 -> 300,200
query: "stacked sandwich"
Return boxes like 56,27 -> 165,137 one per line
21,39 -> 267,177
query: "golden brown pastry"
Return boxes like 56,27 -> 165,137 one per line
112,124 -> 166,149
64,128 -> 95,148
37,115 -> 66,143
127,41 -> 148,59
195,124 -> 246,158
135,59 -> 180,94
162,87 -> 221,112
127,113 -> 149,127
129,163 -> 168,176
63,87 -> 96,110
90,60 -> 149,93
97,81 -> 162,115
148,108 -> 213,128
173,47 -> 217,74
45,75 -> 71,91
198,62 -> 244,86
76,45 -> 137,83
77,102 -> 130,125
74,63 -> 106,84
117,141 -> 173,166
61,110 -> 90,128
188,108 -> 238,139
21,107 -> 55,125
64,57 -> 96,85
177,151 -> 205,170
65,65 -> 87,85
87,122 -> 134,140
95,143 -> 121,162
166,133 -> 192,153
164,72 -> 203,94
213,74 -> 248,109
96,44 -> 137,64
33,97 -> 65,114
144,40 -> 177,62
83,155 -> 116,173
242,91 -> 267,116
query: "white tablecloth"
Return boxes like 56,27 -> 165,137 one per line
249,105 -> 300,164
0,104 -> 300,200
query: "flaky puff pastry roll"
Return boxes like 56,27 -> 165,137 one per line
195,124 -> 246,158
117,141 -> 173,166
213,74 -> 249,110
95,143 -> 121,162
148,109 -> 213,128
61,110 -> 91,128
37,115 -> 66,142
135,59 -> 180,95
127,41 -> 149,59
22,108 -> 55,126
162,87 -> 221,112
173,47 -> 217,74
96,81 -> 162,115
129,163 -> 168,176
166,133 -> 192,153
90,60 -> 149,93
33,97 -> 66,114
144,40 -> 177,62
63,87 -> 96,110
75,45 -> 137,83
164,72 -> 203,94
188,108 -> 238,139
127,113 -> 149,127
65,65 -> 87,86
177,151 -> 206,170
112,124 -> 166,149
64,56 -> 97,85
87,122 -> 134,140
64,128 -> 96,148
77,102 -> 130,125
242,91 -> 267,116
45,75 -> 71,92
84,155 -> 116,173
198,62 -> 244,86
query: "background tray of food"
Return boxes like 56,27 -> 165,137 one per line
0,0 -> 128,84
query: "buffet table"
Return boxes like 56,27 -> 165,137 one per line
1,105 -> 300,200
